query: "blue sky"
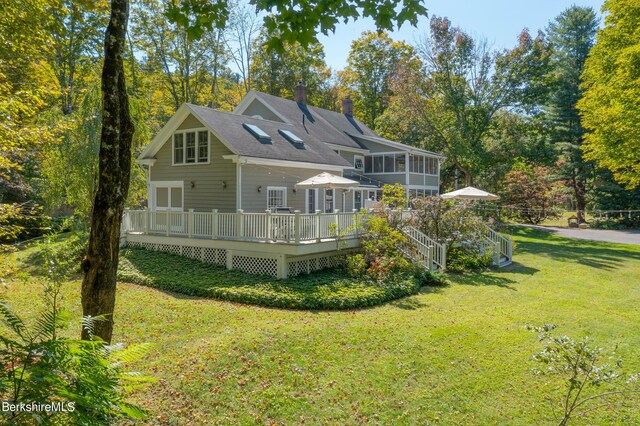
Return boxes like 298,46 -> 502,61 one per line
318,0 -> 605,71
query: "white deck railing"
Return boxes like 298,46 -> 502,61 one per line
402,226 -> 446,270
123,209 -> 360,244
485,226 -> 513,266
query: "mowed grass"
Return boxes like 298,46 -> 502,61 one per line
3,227 -> 640,425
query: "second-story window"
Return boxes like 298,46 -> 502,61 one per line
173,130 -> 209,165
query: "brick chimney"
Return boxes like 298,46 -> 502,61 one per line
294,80 -> 307,104
342,98 -> 353,116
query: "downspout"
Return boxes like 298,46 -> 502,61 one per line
236,160 -> 242,210
405,152 -> 410,207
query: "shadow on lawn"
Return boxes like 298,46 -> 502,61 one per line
509,227 -> 640,271
452,272 -> 519,291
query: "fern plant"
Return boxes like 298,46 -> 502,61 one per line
0,233 -> 152,425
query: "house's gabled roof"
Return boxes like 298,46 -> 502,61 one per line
236,91 -> 368,151
138,103 -> 351,168
236,90 -> 446,159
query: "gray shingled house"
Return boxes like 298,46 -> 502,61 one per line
136,83 -> 444,215
123,84 -> 469,278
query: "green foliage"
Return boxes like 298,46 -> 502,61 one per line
0,203 -> 52,245
339,31 -> 418,128
545,6 -> 599,218
446,246 -> 492,273
0,237 -> 151,424
377,16 -> 551,186
118,248 -> 420,310
250,29 -> 333,106
527,324 -> 640,425
578,0 -> 640,189
500,166 -> 563,225
381,183 -> 407,210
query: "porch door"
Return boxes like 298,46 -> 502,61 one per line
306,189 -> 318,213
353,190 -> 365,211
324,189 -> 335,213
151,182 -> 184,232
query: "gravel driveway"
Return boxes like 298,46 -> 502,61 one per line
517,224 -> 640,245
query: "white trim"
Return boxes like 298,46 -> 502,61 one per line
266,186 -> 287,209
150,181 -> 184,211
222,155 -> 347,172
171,127 -> 210,166
353,154 -> 365,171
325,142 -> 369,154
236,162 -> 242,210
139,104 -> 192,160
137,158 -> 156,166
233,91 -> 291,124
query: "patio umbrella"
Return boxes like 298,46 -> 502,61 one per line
440,186 -> 500,200
295,172 -> 360,190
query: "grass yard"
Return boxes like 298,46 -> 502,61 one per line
3,227 -> 640,425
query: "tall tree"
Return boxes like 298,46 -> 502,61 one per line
225,1 -> 261,96
578,0 -> 640,189
81,0 -> 135,342
339,31 -> 416,128
131,0 -> 221,110
545,6 -> 599,221
250,29 -> 332,104
377,17 -> 550,186
83,0 -> 428,343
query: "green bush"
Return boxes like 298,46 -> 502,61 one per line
590,216 -> 640,230
446,246 -> 492,273
118,248 -> 421,310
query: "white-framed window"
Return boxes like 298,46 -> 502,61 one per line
354,155 -> 364,170
151,181 -> 183,211
173,129 -> 209,165
267,187 -> 287,210
409,155 -> 439,175
364,154 -> 406,173
306,188 -> 318,213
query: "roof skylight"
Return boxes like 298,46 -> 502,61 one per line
278,129 -> 304,145
243,123 -> 271,142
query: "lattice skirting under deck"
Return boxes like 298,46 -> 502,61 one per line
124,240 -> 354,278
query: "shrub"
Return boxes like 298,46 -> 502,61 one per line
0,237 -> 151,424
446,246 -> 492,272
118,248 -> 421,310
500,166 -> 563,225
527,324 -> 640,425
0,203 -> 52,245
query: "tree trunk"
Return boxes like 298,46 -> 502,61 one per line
574,177 -> 587,223
81,0 -> 134,343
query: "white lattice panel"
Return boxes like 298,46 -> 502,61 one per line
127,241 -> 155,250
202,248 -> 226,266
286,252 -> 348,277
232,255 -> 278,277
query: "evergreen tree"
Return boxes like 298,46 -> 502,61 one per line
545,6 -> 599,221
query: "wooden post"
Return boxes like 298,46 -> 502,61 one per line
188,209 -> 194,237
428,246 -> 433,272
236,209 -> 244,239
294,210 -> 301,244
145,207 -> 150,234
211,209 -> 218,239
315,210 -> 321,242
165,211 -> 170,236
265,209 -> 272,242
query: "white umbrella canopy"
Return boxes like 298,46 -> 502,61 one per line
295,172 -> 360,189
440,186 -> 500,200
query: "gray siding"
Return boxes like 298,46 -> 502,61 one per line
242,100 -> 283,122
150,114 -> 237,212
240,165 -> 331,212
409,173 -> 439,187
361,140 -> 404,154
361,173 -> 407,186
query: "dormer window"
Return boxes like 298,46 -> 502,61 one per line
173,129 -> 208,165
354,155 -> 364,170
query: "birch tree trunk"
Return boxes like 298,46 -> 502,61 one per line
81,0 -> 134,343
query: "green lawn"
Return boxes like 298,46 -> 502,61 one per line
4,228 -> 640,425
